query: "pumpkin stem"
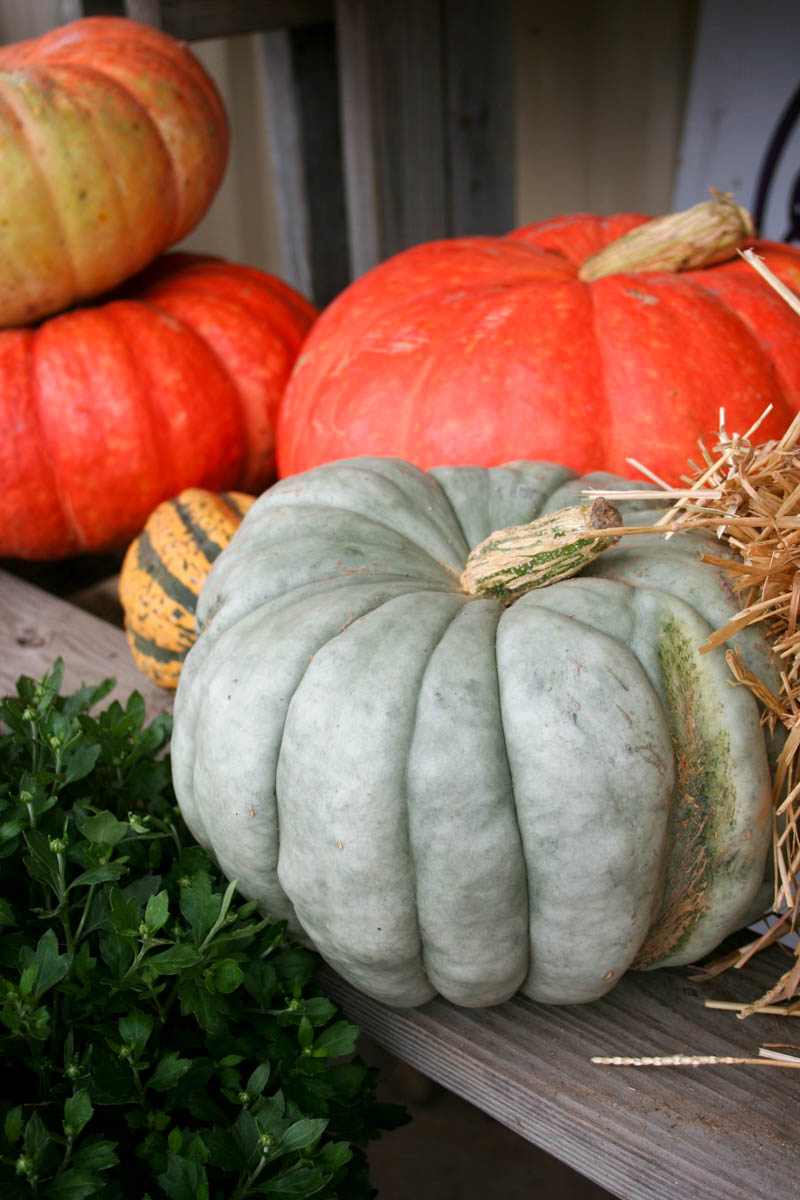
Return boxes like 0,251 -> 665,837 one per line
460,498 -> 623,602
578,191 -> 755,282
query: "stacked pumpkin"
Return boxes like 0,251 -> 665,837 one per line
0,16 -> 316,561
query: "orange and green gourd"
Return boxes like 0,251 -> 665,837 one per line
119,488 -> 255,689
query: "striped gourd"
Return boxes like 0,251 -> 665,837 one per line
119,488 -> 255,688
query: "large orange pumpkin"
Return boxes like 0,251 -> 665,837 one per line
276,203 -> 800,484
0,16 -> 228,327
0,254 -> 316,560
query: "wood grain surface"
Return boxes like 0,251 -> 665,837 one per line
0,565 -> 796,1199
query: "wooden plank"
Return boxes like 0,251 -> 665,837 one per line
120,0 -> 334,40
261,22 -> 350,307
0,569 -> 172,720
1,569 -> 797,1199
335,0 -> 515,276
320,950 -> 799,1200
443,0 -> 515,236
335,0 -> 448,270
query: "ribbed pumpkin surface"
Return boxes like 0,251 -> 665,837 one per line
119,488 -> 255,689
0,16 -> 229,327
276,215 -> 800,484
0,253 -> 316,560
172,457 -> 778,1009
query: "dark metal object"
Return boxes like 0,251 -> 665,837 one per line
752,80 -> 800,242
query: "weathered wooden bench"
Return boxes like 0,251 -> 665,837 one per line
1,564 -> 797,1200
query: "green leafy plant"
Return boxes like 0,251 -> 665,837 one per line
0,661 -> 407,1199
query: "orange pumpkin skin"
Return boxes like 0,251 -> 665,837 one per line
0,16 -> 228,327
276,213 -> 800,484
0,253 -> 316,560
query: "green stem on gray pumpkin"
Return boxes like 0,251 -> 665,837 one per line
460,497 -> 623,602
578,192 -> 755,282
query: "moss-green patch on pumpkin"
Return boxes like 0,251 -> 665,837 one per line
633,614 -> 737,967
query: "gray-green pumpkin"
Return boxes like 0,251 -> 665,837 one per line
171,456 -> 778,1008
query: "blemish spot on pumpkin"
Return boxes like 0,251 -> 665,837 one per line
624,288 -> 659,305
336,842 -> 344,852
603,969 -> 614,981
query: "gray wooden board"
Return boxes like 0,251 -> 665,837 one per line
0,566 -> 796,1198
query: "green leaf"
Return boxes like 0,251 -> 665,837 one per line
4,1106 -> 23,1144
119,1009 -> 154,1056
295,997 -> 336,1025
179,872 -> 221,944
149,1052 -> 193,1093
23,1110 -> 50,1158
42,1168 -> 106,1199
259,1165 -> 331,1196
24,927 -> 72,1000
178,979 -> 228,1033
246,1062 -> 271,1098
71,1139 -> 119,1173
98,930 -> 134,979
19,962 -> 38,998
254,1091 -> 286,1139
231,1108 -> 262,1171
210,958 -> 244,995
108,886 -> 139,934
146,944 -> 204,976
244,960 -> 278,1009
23,829 -> 62,897
297,1017 -> 314,1052
63,1090 -> 94,1137
62,742 -> 102,786
144,889 -> 170,933
317,1140 -> 353,1173
79,810 -> 129,846
275,1117 -> 328,1157
69,862 -> 128,889
312,1021 -> 359,1059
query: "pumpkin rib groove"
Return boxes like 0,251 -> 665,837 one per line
15,331 -> 61,537
83,304 -> 171,511
584,273 -> 612,471
496,600 -> 674,1004
139,296 -> 250,464
682,266 -> 800,401
234,460 -> 469,574
241,499 -> 465,578
0,81 -> 80,307
142,290 -> 275,491
408,597 -> 529,1006
276,590 -> 467,1004
0,330 -> 71,550
30,326 -> 94,553
50,60 -> 178,256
